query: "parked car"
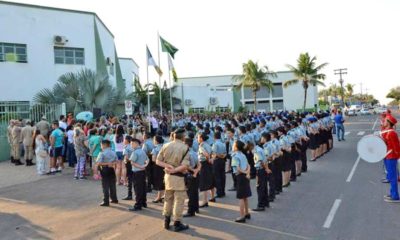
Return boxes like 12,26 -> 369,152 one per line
375,107 -> 387,114
360,108 -> 371,115
347,109 -> 357,116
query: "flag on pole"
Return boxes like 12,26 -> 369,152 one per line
160,36 -> 178,59
167,54 -> 178,82
146,46 -> 163,76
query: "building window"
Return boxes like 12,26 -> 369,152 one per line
191,107 -> 204,113
0,42 -> 27,63
272,83 -> 283,98
54,47 -> 84,65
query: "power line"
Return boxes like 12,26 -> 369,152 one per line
334,68 -> 347,107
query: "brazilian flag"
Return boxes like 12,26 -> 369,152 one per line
160,36 -> 178,59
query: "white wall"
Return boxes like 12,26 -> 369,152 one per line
176,72 -> 318,112
119,58 -> 139,94
0,4 -> 98,101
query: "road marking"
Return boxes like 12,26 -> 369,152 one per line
346,156 -> 361,182
357,131 -> 365,136
372,117 -> 379,130
345,132 -> 350,136
323,199 -> 342,229
0,197 -> 27,204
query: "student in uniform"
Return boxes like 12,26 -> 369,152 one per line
142,132 -> 155,192
183,137 -> 201,217
211,131 -> 227,198
252,141 -> 270,211
226,128 -> 238,191
231,140 -> 252,223
129,138 -> 149,211
261,132 -> 276,202
95,139 -> 118,207
270,131 -> 283,194
198,133 -> 215,207
122,136 -> 134,200
278,127 -> 292,188
151,135 -> 165,203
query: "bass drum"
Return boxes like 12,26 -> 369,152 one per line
357,135 -> 387,163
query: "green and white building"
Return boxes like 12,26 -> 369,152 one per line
0,1 -> 139,103
174,72 -> 318,113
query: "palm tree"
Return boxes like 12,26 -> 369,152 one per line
387,86 -> 400,102
33,68 -> 123,115
233,60 -> 276,112
284,53 -> 328,111
345,83 -> 355,103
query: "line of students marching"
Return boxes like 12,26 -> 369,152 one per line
95,111 -> 334,223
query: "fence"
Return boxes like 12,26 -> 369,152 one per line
0,101 -> 65,162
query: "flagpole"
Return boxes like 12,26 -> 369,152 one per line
168,60 -> 174,126
157,31 -> 163,116
146,46 -> 151,132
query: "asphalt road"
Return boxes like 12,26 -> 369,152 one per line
1,112 -> 400,240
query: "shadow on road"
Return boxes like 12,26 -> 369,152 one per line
0,212 -> 51,240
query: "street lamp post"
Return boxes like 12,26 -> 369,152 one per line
334,68 -> 347,107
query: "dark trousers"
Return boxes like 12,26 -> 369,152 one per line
256,169 -> 269,208
66,142 -> 77,167
186,175 -> 199,213
133,170 -> 147,207
213,158 -> 226,196
145,157 -> 153,191
267,162 -> 275,199
99,167 -> 117,203
125,162 -> 133,197
290,153 -> 298,180
274,157 -> 283,192
246,152 -> 256,179
301,142 -> 308,172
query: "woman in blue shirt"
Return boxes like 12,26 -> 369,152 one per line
231,140 -> 251,223
198,132 -> 215,208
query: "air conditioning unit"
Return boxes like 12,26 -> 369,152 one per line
106,57 -> 112,65
54,35 -> 68,45
185,99 -> 192,106
209,97 -> 217,105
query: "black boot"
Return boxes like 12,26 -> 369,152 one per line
29,160 -> 35,166
122,194 -> 132,200
14,159 -> 23,166
10,156 -> 15,164
164,216 -> 171,230
173,221 -> 189,232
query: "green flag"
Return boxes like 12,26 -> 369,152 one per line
160,36 -> 178,59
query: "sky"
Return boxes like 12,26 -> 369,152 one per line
7,0 -> 400,103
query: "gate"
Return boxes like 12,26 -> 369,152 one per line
0,101 -> 65,161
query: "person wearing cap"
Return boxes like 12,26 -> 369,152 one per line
156,128 -> 190,232
128,138 -> 149,211
11,120 -> 23,166
381,115 -> 400,203
7,120 -> 15,164
21,120 -> 35,166
95,139 -> 118,206
36,116 -> 50,139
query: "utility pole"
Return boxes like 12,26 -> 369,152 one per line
334,68 -> 347,107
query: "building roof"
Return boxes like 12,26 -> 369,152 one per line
0,0 -> 114,38
179,71 -> 293,80
119,57 -> 140,69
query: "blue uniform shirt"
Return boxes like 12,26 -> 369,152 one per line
188,148 -> 198,168
212,140 -> 226,156
130,147 -> 149,172
151,143 -> 163,159
231,151 -> 248,174
142,139 -> 154,155
123,144 -> 134,160
198,142 -> 212,162
96,147 -> 117,163
253,145 -> 266,169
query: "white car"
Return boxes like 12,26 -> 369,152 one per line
376,107 -> 387,114
360,108 -> 371,115
347,109 -> 357,116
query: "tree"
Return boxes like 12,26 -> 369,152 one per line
387,87 -> 400,102
345,83 -> 355,102
233,60 -> 276,112
33,68 -> 123,115
284,53 -> 328,111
